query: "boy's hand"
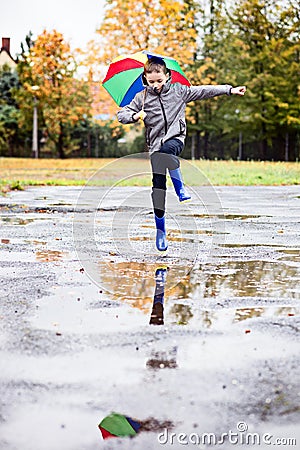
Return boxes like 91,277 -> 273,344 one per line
231,86 -> 246,96
133,110 -> 147,121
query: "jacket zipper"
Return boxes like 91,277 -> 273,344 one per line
158,95 -> 168,134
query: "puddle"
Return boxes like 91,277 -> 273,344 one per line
49,202 -> 73,207
184,213 -> 263,220
0,214 -> 54,225
95,258 -> 300,305
0,216 -> 35,225
26,240 -> 47,246
191,260 -> 300,299
36,250 -> 68,262
30,261 -> 299,336
233,306 -> 298,322
97,260 -> 300,329
96,261 -> 191,307
30,284 -> 146,334
130,235 -> 200,243
142,224 -> 228,235
218,243 -> 285,248
0,247 -> 70,263
167,304 -> 300,328
149,267 -> 300,327
144,266 -> 300,327
277,248 -> 300,263
222,214 -> 263,220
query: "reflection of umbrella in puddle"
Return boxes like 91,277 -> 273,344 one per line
99,412 -> 141,439
98,412 -> 174,440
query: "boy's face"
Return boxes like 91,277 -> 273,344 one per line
145,69 -> 169,92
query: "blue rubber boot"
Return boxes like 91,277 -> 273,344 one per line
154,215 -> 168,252
169,168 -> 191,202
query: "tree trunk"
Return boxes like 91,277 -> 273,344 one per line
191,134 -> 195,160
285,132 -> 289,162
260,119 -> 267,160
57,124 -> 65,159
9,137 -> 14,157
238,132 -> 243,160
87,131 -> 91,157
204,131 -> 209,159
260,92 -> 268,160
195,131 -> 201,159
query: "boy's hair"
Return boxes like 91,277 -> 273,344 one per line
144,57 -> 168,75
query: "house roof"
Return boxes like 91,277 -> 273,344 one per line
0,37 -> 17,69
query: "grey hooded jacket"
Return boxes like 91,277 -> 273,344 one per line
117,80 -> 232,154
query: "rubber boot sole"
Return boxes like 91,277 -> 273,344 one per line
179,198 -> 192,204
156,248 -> 168,257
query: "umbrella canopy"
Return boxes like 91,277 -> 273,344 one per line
99,412 -> 141,439
102,50 -> 190,107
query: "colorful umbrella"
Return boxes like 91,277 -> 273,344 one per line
98,412 -> 141,439
102,50 -> 190,107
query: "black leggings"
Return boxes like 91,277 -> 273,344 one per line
150,139 -> 184,218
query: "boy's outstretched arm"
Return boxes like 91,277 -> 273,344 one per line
231,86 -> 246,96
182,84 -> 246,103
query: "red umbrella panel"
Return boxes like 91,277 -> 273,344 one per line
102,50 -> 190,107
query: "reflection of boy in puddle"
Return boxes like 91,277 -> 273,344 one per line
148,266 -> 178,369
149,266 -> 167,325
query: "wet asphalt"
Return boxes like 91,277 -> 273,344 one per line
0,185 -> 299,450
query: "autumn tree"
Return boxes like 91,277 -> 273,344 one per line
186,0 -> 300,161
17,30 -> 92,158
85,0 -> 299,160
223,0 -> 300,160
96,0 -> 199,65
0,64 -> 22,156
184,0 -> 230,159
84,0 -> 200,154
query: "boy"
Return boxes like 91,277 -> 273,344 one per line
117,57 -> 246,253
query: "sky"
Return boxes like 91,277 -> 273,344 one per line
0,0 -> 105,57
